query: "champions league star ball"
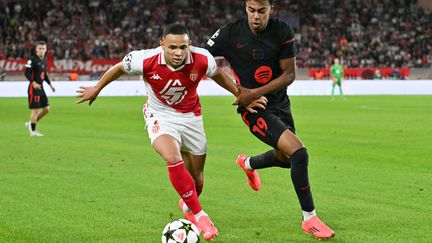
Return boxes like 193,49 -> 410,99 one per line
162,219 -> 200,243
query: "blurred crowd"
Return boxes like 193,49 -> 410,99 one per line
294,0 -> 432,68
1,0 -> 431,68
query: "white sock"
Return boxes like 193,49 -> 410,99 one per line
302,209 -> 316,221
194,210 -> 208,221
183,202 -> 191,213
244,157 -> 253,170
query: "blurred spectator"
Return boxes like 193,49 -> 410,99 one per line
390,69 -> 402,79
361,69 -> 375,80
374,69 -> 383,80
294,0 -> 431,68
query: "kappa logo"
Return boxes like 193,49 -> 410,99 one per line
151,73 -> 162,80
182,190 -> 193,198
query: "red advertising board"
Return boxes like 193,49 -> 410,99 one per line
0,59 -> 119,74
309,67 -> 410,79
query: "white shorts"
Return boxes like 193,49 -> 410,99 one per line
143,106 -> 207,155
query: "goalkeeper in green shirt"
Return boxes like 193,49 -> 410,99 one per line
330,58 -> 344,98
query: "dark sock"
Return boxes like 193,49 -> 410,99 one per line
31,123 -> 36,131
290,148 -> 315,212
249,150 -> 291,169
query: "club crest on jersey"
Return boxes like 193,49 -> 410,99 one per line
252,48 -> 265,60
190,71 -> 198,82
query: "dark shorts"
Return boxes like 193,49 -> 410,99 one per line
28,85 -> 49,109
240,107 -> 295,148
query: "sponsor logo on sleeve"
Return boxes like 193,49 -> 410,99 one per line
207,39 -> 215,47
124,53 -> 132,71
211,29 -> 220,39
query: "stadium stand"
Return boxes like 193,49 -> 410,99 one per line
0,0 -> 431,79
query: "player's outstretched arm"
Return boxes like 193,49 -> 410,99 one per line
210,68 -> 240,96
76,62 -> 125,106
234,57 -> 296,107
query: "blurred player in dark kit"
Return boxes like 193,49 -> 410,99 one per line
25,41 -> 55,137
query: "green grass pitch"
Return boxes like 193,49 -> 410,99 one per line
1,95 -> 431,242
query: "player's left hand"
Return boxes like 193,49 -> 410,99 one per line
245,96 -> 267,113
50,85 -> 56,92
76,86 -> 100,106
233,86 -> 259,107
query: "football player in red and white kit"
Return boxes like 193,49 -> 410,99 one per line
76,23 -> 266,241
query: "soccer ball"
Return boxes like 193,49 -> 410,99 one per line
162,219 -> 200,243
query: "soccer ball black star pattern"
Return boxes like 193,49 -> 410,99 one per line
161,219 -> 200,243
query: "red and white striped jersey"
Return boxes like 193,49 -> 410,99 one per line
122,46 -> 217,116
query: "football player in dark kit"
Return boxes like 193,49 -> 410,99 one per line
25,41 -> 55,136
205,0 -> 335,239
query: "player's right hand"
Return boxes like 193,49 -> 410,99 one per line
245,96 -> 267,113
234,86 -> 256,107
76,86 -> 100,106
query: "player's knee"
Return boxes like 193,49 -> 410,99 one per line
289,147 -> 309,168
163,155 -> 183,165
44,107 -> 50,113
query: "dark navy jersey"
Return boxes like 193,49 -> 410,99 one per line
25,56 -> 51,86
205,18 -> 296,109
